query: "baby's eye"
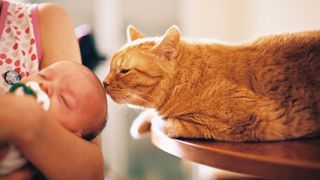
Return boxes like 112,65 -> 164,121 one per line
39,73 -> 47,80
120,69 -> 131,74
60,95 -> 69,108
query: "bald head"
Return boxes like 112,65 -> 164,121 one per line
72,62 -> 108,140
23,61 -> 108,140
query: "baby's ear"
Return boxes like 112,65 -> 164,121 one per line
127,25 -> 145,42
152,25 -> 180,60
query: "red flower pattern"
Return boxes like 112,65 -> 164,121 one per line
0,1 -> 40,90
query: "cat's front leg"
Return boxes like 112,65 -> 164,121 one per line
131,112 -> 218,139
152,117 -> 215,139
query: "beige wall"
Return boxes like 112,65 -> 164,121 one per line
31,0 -> 93,27
250,0 -> 320,36
178,0 -> 252,42
178,0 -> 320,43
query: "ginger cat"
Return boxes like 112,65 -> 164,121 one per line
104,25 -> 320,142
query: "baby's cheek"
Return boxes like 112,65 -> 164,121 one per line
49,105 -> 79,132
47,99 -> 65,124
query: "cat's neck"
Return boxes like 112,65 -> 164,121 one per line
157,41 -> 254,115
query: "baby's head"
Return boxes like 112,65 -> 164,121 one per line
21,61 -> 107,140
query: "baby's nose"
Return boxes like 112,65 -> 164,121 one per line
39,82 -> 52,96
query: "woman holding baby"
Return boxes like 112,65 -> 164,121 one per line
0,0 -> 107,179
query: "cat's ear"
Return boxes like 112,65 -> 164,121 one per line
127,25 -> 145,42
152,25 -> 180,60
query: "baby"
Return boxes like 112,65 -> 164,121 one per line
0,61 -> 107,175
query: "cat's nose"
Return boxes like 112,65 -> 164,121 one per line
103,75 -> 113,90
103,80 -> 111,88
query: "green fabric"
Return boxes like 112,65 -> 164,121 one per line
8,82 -> 36,97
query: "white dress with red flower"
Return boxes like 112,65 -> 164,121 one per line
0,0 -> 41,92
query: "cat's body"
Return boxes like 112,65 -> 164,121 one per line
104,26 -> 320,142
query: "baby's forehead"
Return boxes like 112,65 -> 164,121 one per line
42,63 -> 93,80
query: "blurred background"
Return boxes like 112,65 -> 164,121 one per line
26,0 -> 320,179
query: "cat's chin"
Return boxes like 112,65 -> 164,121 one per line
108,95 -> 127,104
127,104 -> 144,110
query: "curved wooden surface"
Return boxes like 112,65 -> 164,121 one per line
151,127 -> 320,179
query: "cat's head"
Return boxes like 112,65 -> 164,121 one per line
103,25 -> 181,108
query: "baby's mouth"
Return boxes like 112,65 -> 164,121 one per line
9,81 -> 51,111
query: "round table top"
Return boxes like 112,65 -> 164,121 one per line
151,127 -> 320,179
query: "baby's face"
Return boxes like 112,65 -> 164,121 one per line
21,61 -> 106,137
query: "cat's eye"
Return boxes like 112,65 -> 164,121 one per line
120,69 -> 131,74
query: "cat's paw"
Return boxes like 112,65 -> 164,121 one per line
130,109 -> 155,139
152,117 -> 209,139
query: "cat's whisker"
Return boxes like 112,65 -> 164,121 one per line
110,88 -> 154,106
126,89 -> 154,100
126,90 -> 154,106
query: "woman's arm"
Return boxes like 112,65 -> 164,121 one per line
37,3 -> 81,68
15,105 -> 104,180
0,94 -> 104,179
